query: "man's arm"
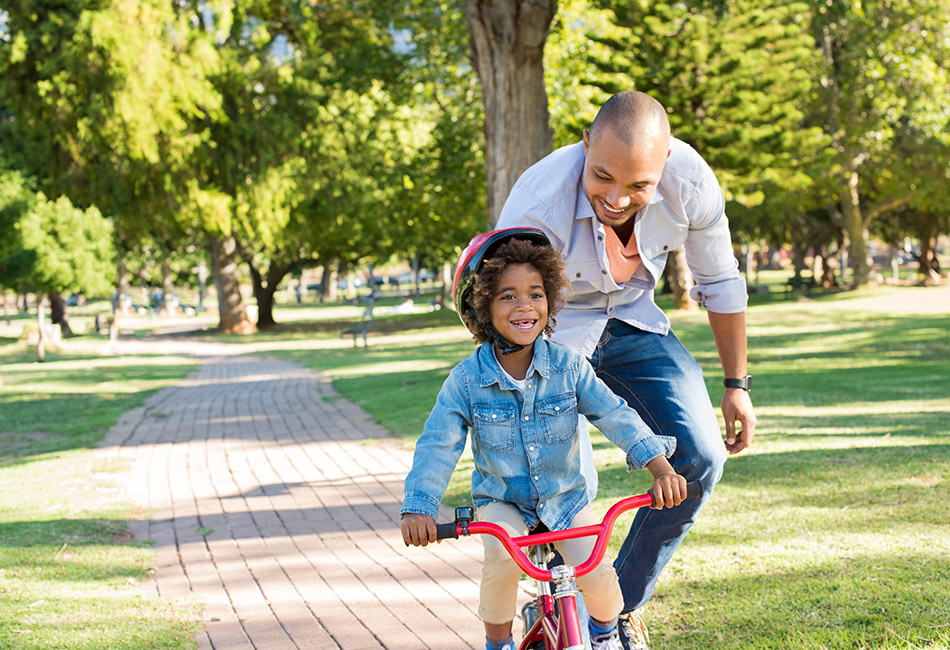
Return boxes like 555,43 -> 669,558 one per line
707,310 -> 757,454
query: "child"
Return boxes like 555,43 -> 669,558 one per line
400,228 -> 687,650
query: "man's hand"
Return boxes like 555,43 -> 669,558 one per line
400,513 -> 439,547
722,388 -> 756,454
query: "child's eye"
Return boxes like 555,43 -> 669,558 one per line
531,292 -> 545,300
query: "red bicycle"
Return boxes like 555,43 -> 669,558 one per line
434,482 -> 702,650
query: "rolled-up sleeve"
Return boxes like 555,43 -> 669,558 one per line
683,169 -> 748,313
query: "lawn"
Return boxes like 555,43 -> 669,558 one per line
0,312 -> 202,649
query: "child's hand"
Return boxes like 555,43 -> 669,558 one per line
649,471 -> 687,509
400,513 -> 439,547
645,455 -> 687,509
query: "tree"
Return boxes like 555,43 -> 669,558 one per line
805,0 -> 950,286
0,0 -> 223,320
590,0 -> 825,231
466,0 -> 557,226
16,194 -> 116,359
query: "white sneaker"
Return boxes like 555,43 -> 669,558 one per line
590,626 -> 624,650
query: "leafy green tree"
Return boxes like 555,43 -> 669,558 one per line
0,0 -> 222,316
805,0 -> 950,286
387,0 -> 487,288
0,169 -> 36,295
16,194 -> 116,359
590,0 -> 826,229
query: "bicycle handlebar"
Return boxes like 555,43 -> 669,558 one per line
435,481 -> 703,582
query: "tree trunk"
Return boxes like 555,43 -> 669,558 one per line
667,246 -> 697,311
116,257 -> 132,314
161,258 -> 176,315
249,261 -> 293,329
37,296 -> 46,363
466,0 -> 557,227
917,234 -> 941,284
49,292 -> 75,337
208,234 -> 256,334
839,170 -> 870,288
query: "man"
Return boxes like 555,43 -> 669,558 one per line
495,91 -> 757,649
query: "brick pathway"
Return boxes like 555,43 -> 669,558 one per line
99,344 -> 529,649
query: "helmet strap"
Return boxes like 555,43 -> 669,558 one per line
482,320 -> 528,356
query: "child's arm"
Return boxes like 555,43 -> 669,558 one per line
645,455 -> 687,510
400,512 -> 439,546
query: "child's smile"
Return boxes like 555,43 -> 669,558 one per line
490,263 -> 548,347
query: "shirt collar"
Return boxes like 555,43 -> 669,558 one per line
476,339 -> 551,387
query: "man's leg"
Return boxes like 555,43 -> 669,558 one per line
588,319 -> 727,611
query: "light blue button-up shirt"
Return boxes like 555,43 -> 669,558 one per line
401,338 -> 676,531
497,138 -> 747,357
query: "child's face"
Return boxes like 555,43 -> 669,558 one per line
489,263 -> 548,348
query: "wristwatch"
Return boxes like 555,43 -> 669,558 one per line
723,375 -> 752,391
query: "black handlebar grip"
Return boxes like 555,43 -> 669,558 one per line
435,523 -> 458,540
651,480 -> 704,506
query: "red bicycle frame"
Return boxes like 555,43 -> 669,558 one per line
434,483 -> 700,650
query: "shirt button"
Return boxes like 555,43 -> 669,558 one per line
601,270 -> 607,275
539,503 -> 544,509
663,245 -> 669,251
528,446 -> 535,451
533,476 -> 539,481
524,416 -> 530,421
491,414 -> 497,419
554,406 -> 560,412
575,272 -> 581,278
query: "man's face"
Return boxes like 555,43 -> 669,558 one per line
582,127 -> 670,229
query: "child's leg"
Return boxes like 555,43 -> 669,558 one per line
554,505 -> 624,625
477,501 -> 528,642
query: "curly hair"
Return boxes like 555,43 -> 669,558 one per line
461,237 -> 569,345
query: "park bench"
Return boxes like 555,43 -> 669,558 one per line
785,275 -> 818,296
341,304 -> 375,348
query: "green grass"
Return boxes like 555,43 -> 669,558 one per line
0,323 -> 201,649
268,281 -> 950,650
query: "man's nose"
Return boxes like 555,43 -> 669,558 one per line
606,188 -> 631,209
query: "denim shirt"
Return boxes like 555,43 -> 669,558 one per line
401,338 -> 676,531
496,138 -> 747,357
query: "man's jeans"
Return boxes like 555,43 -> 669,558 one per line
588,319 -> 727,612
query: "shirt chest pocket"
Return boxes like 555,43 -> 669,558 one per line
472,405 -> 516,452
640,233 -> 687,261
537,394 -> 579,444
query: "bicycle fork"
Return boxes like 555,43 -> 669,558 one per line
520,546 -> 585,650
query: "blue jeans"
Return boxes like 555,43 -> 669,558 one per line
588,319 -> 727,612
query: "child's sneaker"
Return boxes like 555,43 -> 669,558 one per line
617,607 -> 650,649
590,626 -> 624,650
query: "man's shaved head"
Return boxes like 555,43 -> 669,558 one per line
589,91 -> 670,149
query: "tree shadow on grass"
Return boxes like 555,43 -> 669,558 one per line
652,548 -> 950,649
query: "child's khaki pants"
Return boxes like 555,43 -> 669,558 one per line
477,501 -> 624,625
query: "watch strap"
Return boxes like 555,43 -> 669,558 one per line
724,375 -> 752,391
